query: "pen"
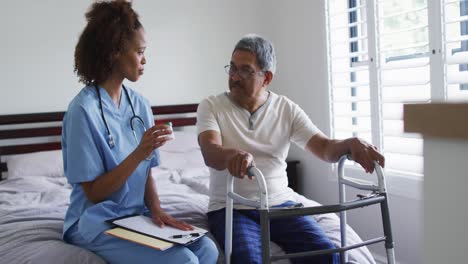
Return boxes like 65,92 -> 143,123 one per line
171,233 -> 200,239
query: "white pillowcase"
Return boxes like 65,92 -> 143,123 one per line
5,150 -> 64,179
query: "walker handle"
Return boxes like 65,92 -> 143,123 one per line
225,166 -> 269,264
226,166 -> 269,209
337,154 -> 387,193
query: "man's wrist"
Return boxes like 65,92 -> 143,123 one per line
345,137 -> 357,152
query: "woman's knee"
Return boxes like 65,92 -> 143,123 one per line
166,247 -> 199,264
188,236 -> 219,263
201,236 -> 219,258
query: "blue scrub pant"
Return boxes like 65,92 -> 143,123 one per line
66,223 -> 219,264
208,201 -> 339,264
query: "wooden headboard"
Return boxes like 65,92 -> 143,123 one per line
0,104 -> 198,174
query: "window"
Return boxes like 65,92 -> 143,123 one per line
326,0 -> 468,177
444,0 -> 468,100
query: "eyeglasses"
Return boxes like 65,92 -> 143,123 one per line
224,65 -> 264,80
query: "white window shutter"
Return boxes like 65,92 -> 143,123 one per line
327,0 -> 467,177
376,0 -> 430,175
442,0 -> 468,101
327,0 -> 432,176
326,0 -> 373,152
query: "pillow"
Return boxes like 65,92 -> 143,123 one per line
160,131 -> 200,153
5,150 -> 64,179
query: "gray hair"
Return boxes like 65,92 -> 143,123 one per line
234,34 -> 277,74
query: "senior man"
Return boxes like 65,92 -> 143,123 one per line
197,34 -> 384,264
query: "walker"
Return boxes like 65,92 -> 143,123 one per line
225,154 -> 396,264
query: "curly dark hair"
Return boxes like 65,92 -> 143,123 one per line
74,0 -> 142,85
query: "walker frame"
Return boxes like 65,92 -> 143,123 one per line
224,155 -> 396,264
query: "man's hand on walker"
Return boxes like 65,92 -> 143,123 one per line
226,151 -> 254,180
348,137 -> 385,174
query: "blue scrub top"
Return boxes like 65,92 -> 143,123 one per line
62,85 -> 160,243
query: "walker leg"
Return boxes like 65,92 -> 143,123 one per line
225,197 -> 233,264
260,210 -> 271,264
339,210 -> 347,264
339,182 -> 347,264
380,194 -> 396,264
386,248 -> 396,264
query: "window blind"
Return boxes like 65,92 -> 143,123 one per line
327,0 -> 468,177
443,0 -> 468,101
327,0 -> 373,150
326,0 -> 432,176
376,0 -> 429,175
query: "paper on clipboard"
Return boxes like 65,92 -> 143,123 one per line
112,215 -> 208,245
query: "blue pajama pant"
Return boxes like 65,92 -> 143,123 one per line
208,201 -> 339,264
66,222 -> 219,264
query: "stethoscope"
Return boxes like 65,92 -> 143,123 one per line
95,84 -> 154,160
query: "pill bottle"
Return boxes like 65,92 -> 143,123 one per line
166,122 -> 175,140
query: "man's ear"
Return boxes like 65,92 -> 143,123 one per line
263,71 -> 273,87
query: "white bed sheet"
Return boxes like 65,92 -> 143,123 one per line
0,176 -> 106,264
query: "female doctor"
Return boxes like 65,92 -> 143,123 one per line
61,1 -> 218,263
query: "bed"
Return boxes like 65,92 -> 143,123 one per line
0,104 -> 376,264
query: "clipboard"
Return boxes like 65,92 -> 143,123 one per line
105,227 -> 174,251
105,215 -> 208,248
